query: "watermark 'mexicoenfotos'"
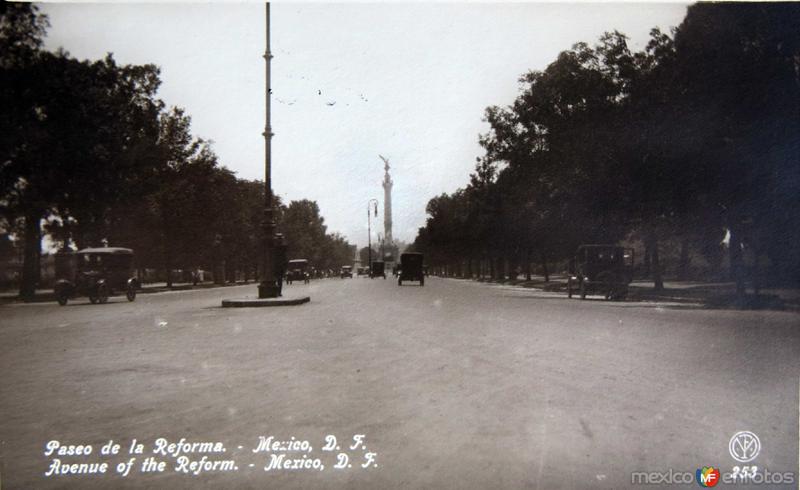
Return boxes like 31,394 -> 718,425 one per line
631,467 -> 794,486
631,431 -> 794,486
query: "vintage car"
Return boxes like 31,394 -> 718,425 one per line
286,259 -> 310,285
54,247 -> 139,306
340,265 -> 353,278
370,260 -> 386,279
398,253 -> 424,286
567,244 -> 634,300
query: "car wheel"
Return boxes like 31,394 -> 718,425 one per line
97,284 -> 109,304
567,278 -> 573,298
57,289 -> 69,306
420,277 -> 424,286
580,282 -> 586,300
126,285 -> 136,302
398,278 -> 402,286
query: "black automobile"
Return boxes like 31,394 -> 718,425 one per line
54,247 -> 139,305
340,265 -> 353,278
286,259 -> 310,284
398,253 -> 424,286
370,261 -> 386,279
567,244 -> 634,300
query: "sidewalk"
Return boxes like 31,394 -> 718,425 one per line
459,274 -> 799,311
0,280 -> 254,305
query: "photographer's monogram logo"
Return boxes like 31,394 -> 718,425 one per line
729,431 -> 760,463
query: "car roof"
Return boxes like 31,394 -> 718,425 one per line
288,259 -> 308,263
77,247 -> 133,255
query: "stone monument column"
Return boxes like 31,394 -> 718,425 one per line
380,155 -> 393,249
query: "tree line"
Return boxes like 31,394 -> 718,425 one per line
411,3 -> 800,292
0,3 -> 354,298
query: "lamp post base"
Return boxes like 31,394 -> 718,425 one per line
258,282 -> 281,299
222,295 -> 309,307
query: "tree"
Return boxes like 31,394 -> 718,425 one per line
280,200 -> 327,266
1,2 -> 163,297
359,246 -> 378,267
670,3 -> 800,291
0,2 -> 49,298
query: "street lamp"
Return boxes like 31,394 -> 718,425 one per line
258,1 -> 279,299
367,198 -> 378,278
222,2 -> 309,306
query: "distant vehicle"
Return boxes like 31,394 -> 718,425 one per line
54,247 -> 139,306
567,244 -> 634,300
371,261 -> 386,279
286,259 -> 310,285
398,253 -> 424,286
357,267 -> 370,277
340,265 -> 353,278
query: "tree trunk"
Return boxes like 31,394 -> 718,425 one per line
678,237 -> 690,281
751,242 -> 761,296
226,258 -> 236,283
647,231 -> 663,291
20,210 -> 42,300
728,226 -> 745,296
525,249 -> 532,281
540,251 -> 550,282
164,250 -> 173,288
161,201 -> 174,288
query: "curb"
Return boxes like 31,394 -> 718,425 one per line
221,296 -> 311,307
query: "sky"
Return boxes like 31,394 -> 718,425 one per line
41,2 -> 689,249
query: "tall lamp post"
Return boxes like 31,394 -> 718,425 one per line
258,2 -> 279,299
367,199 -> 378,278
222,2 -> 309,307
